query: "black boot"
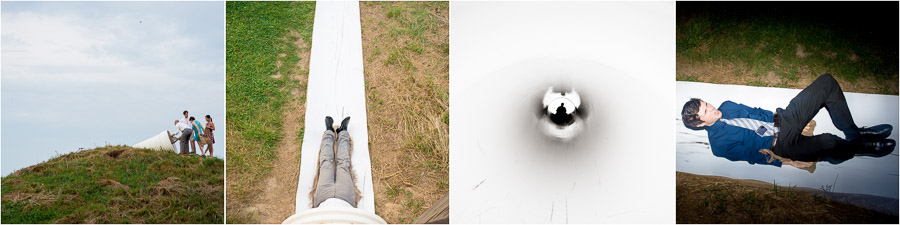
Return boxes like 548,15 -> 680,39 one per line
857,139 -> 896,158
337,116 -> 351,133
325,116 -> 334,132
860,124 -> 893,140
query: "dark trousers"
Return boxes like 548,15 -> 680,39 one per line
774,74 -> 862,162
179,129 -> 193,154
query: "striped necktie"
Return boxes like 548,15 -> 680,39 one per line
719,118 -> 779,137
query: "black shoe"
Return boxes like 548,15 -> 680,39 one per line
325,116 -> 334,132
860,124 -> 893,140
857,139 -> 896,157
337,117 -> 351,133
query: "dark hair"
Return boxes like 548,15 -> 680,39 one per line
681,98 -> 705,130
205,115 -> 212,121
183,110 -> 189,115
189,116 -> 196,121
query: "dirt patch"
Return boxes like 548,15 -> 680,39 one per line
849,52 -> 860,62
360,2 -> 449,223
795,44 -> 808,58
101,179 -> 130,190
105,148 -> 127,159
271,53 -> 288,79
150,176 -> 182,196
235,31 -> 310,224
677,58 -> 751,84
763,70 -> 781,85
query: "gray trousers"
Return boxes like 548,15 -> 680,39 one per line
312,130 -> 356,207
179,129 -> 193,154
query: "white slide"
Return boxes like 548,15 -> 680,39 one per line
133,130 -> 177,153
676,81 -> 899,199
287,1 -> 382,223
450,2 -> 675,223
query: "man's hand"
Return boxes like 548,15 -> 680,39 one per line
785,160 -> 814,168
801,120 -> 817,136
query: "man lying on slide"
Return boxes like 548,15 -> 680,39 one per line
311,116 -> 359,208
681,74 -> 895,168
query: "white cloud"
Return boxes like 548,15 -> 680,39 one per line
1,2 -> 225,176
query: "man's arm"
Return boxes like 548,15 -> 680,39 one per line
712,141 -> 782,167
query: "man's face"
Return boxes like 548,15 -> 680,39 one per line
697,100 -> 721,127
184,112 -> 189,118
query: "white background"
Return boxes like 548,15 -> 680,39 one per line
450,2 -> 675,223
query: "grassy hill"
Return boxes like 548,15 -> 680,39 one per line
677,172 -> 898,223
1,146 -> 223,224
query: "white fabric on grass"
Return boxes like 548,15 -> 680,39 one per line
294,1 -> 375,214
676,81 -> 899,199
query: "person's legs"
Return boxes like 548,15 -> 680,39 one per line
313,130 -> 337,207
334,130 -> 357,207
199,139 -> 207,156
190,139 -> 197,154
180,129 -> 192,154
779,74 -> 861,140
775,133 -> 858,161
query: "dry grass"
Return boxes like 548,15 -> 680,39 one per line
677,172 -> 898,223
677,58 -> 900,95
359,2 -> 449,223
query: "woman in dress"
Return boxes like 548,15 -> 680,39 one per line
204,115 -> 216,157
189,116 -> 204,155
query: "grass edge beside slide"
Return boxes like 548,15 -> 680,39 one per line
225,2 -> 315,223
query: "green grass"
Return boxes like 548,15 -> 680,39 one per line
381,2 -> 445,71
225,0 -> 314,210
385,49 -> 416,71
1,146 -> 223,224
677,10 -> 898,94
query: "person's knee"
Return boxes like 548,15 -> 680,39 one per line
817,73 -> 838,85
818,133 -> 841,151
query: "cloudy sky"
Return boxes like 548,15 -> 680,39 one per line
2,2 -> 225,176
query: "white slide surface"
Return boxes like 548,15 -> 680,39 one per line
676,81 -> 899,199
133,130 -> 177,153
294,1 -> 375,214
451,2 -> 675,223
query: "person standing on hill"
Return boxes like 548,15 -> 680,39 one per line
190,116 -> 204,155
180,110 -> 192,128
203,115 -> 216,157
170,119 -> 192,155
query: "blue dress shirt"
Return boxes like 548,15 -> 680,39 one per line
706,101 -> 781,167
